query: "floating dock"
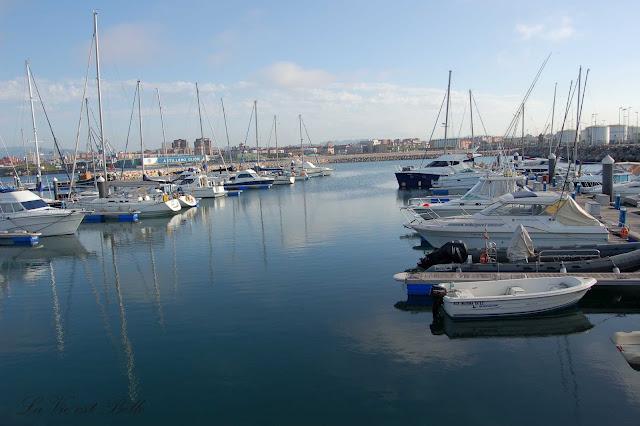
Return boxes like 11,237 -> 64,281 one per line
83,211 -> 140,223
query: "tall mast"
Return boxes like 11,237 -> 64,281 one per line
254,100 -> 259,164
444,70 -> 452,140
274,115 -> 279,165
156,88 -> 169,175
521,104 -> 525,156
136,80 -> 145,176
574,67 -> 582,178
549,82 -> 557,155
299,114 -> 305,166
221,98 -> 232,165
25,61 -> 42,192
468,89 -> 474,141
93,11 -> 108,178
195,82 -> 205,157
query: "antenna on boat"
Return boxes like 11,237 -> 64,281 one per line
25,60 -> 42,193
93,11 -> 108,180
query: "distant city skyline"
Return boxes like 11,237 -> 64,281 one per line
1,0 -> 639,152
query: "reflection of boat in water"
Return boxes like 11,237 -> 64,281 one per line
0,235 -> 91,263
612,331 -> 640,371
579,286 -> 640,314
433,309 -> 593,338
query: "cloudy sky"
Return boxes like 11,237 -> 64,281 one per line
0,0 -> 638,151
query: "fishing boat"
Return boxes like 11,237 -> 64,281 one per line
224,169 -> 274,190
434,276 -> 596,318
0,188 -> 86,236
403,173 -> 525,220
409,191 -> 609,249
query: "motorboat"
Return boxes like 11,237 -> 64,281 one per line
272,172 -> 296,185
429,167 -> 486,195
612,331 -> 640,371
224,169 -> 274,190
174,171 -> 227,198
395,152 -> 481,189
435,276 -> 596,318
514,156 -> 549,175
0,188 -> 86,236
408,191 -> 610,249
403,174 -> 525,220
68,190 -> 182,218
177,193 -> 198,208
294,160 -> 333,177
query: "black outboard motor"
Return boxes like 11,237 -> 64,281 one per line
418,241 -> 468,270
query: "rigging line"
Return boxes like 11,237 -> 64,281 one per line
265,113 -> 275,150
0,133 -> 20,179
242,103 -> 255,147
300,117 -> 319,163
220,98 -> 232,165
120,83 -> 139,178
471,94 -> 489,136
557,69 -> 583,201
456,100 -> 467,138
420,90 -> 448,167
201,98 -> 228,168
29,69 -> 72,182
553,80 -> 576,156
70,33 -> 95,194
503,52 -> 552,138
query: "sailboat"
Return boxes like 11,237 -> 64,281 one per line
293,114 -> 333,177
68,13 -> 181,218
269,115 -> 295,185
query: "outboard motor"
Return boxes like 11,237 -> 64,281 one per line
418,241 -> 468,270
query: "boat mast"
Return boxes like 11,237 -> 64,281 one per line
469,89 -> 474,141
195,82 -> 205,158
574,67 -> 582,179
299,114 -> 304,167
25,60 -> 42,192
93,11 -> 108,179
221,98 -> 232,165
156,88 -> 170,175
136,80 -> 145,176
254,100 -> 259,164
549,82 -> 557,155
521,104 -> 525,157
274,115 -> 279,165
444,70 -> 452,141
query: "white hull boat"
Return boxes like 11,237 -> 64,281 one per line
175,173 -> 227,198
224,169 -> 274,190
272,174 -> 295,185
0,189 -> 86,236
70,194 -> 181,217
295,161 -> 333,177
439,276 -> 596,318
410,191 -> 609,249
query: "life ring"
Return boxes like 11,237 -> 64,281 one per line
480,252 -> 489,264
621,226 -> 630,239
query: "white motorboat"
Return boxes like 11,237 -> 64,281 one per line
514,156 -> 549,175
429,167 -> 486,195
174,171 -> 227,198
272,173 -> 296,185
395,152 -> 480,189
69,191 -> 181,217
438,276 -> 596,318
404,174 -> 525,220
224,169 -> 274,190
294,160 -> 333,177
613,331 -> 640,371
409,191 -> 609,249
0,188 -> 86,236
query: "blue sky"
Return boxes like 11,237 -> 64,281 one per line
1,0 -> 639,151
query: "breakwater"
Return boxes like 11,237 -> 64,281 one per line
522,144 -> 640,163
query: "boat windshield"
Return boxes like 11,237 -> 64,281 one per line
484,202 -> 550,216
425,160 -> 453,167
21,199 -> 48,210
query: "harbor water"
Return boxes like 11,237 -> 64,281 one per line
1,161 -> 639,425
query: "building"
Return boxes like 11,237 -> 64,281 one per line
194,138 -> 212,155
609,125 -> 627,144
429,138 -> 472,150
580,126 -> 610,146
171,139 -> 189,154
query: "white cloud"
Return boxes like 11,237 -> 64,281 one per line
99,22 -> 162,65
263,62 -> 334,88
516,17 -> 576,42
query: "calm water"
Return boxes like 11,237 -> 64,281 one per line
1,161 -> 639,426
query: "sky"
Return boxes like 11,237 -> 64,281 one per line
0,0 -> 639,152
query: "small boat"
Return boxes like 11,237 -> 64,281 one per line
70,191 -> 182,218
272,171 -> 296,185
224,169 -> 274,190
295,161 -> 333,177
612,331 -> 640,371
435,276 -> 596,319
0,230 -> 41,246
177,193 -> 198,208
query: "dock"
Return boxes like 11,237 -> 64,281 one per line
0,231 -> 40,246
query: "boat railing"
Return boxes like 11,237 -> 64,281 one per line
537,249 -> 601,262
406,196 -> 460,207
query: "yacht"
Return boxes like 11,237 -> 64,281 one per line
174,171 -> 227,198
69,190 -> 181,217
404,174 -> 526,220
224,169 -> 274,190
395,153 -> 480,189
514,156 -> 549,175
0,188 -> 86,236
409,191 -> 609,249
294,160 -> 333,177
429,167 -> 486,195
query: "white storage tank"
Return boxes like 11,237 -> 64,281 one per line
582,126 -> 610,145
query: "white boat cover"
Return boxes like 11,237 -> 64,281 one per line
462,175 -> 525,200
507,224 -> 535,262
546,197 -> 602,226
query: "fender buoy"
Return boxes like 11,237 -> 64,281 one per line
621,226 -> 629,239
422,203 -> 430,207
480,252 -> 489,264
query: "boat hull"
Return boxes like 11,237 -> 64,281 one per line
0,211 -> 85,236
395,172 -> 442,189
